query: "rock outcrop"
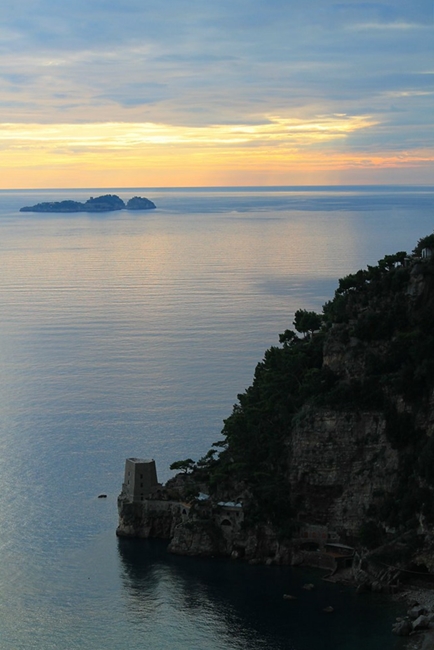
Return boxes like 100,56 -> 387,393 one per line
126,196 -> 156,210
288,410 -> 399,536
117,499 -> 184,539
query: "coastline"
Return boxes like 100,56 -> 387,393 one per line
323,568 -> 434,647
117,455 -> 434,649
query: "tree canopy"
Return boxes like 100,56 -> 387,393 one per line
293,309 -> 322,337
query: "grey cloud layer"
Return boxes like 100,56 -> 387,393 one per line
0,0 -> 432,155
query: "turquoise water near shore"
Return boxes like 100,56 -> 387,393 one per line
0,186 -> 432,649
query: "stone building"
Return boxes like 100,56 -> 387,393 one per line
121,457 -> 159,502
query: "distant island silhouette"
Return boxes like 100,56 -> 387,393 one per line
20,194 -> 156,213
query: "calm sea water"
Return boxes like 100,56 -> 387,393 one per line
0,186 -> 432,649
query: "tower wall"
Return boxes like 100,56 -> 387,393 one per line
122,458 -> 158,502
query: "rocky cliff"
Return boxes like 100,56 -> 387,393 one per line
288,410 -> 399,535
118,234 -> 434,577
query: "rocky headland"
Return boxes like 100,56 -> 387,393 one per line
20,194 -> 156,213
117,233 -> 434,640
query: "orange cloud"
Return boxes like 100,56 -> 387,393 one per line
0,116 -> 432,188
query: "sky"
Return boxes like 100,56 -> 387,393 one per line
0,0 -> 433,188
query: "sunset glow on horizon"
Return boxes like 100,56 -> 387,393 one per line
0,0 -> 432,188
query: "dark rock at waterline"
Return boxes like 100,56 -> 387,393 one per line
392,620 -> 412,636
408,606 -> 428,620
412,615 -> 431,631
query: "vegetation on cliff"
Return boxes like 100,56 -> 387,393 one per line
177,234 -> 434,562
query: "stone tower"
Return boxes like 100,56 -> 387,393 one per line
122,458 -> 158,502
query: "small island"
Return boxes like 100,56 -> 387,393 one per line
20,194 -> 156,213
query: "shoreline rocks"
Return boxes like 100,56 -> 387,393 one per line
393,589 -> 434,649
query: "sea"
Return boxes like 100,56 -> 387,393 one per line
0,185 -> 432,650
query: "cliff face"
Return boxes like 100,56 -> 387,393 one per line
288,410 -> 399,536
118,237 -> 434,571
116,499 -> 183,539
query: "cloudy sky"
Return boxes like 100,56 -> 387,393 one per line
0,0 -> 433,188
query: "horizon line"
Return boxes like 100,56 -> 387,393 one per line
1,183 -> 434,192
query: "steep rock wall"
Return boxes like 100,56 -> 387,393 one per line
288,410 -> 399,537
116,499 -> 184,539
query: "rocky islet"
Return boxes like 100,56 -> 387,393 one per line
20,193 -> 156,213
